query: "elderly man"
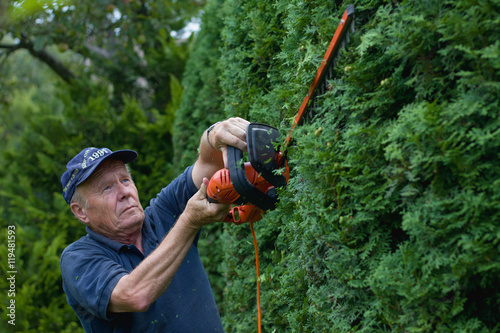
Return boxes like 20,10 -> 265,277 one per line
60,118 -> 249,332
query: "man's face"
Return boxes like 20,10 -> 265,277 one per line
74,159 -> 145,242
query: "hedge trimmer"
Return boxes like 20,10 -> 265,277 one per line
207,5 -> 355,332
207,123 -> 289,224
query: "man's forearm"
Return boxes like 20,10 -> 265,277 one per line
192,127 -> 225,188
108,214 -> 200,313
107,178 -> 228,313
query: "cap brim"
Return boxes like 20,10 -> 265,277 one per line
75,149 -> 138,187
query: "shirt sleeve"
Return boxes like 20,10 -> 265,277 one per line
60,241 -> 129,321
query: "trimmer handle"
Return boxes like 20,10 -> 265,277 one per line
225,204 -> 264,225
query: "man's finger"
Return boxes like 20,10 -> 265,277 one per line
198,177 -> 209,196
212,118 -> 249,153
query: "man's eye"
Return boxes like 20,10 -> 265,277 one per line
122,179 -> 130,184
103,185 -> 111,191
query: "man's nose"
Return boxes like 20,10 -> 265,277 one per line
117,182 -> 132,199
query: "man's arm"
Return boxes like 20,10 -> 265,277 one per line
108,179 -> 229,313
108,117 -> 249,313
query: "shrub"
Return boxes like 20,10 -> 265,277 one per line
178,0 -> 500,331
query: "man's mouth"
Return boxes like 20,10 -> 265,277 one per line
122,206 -> 136,214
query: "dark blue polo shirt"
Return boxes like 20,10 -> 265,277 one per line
60,166 -> 224,332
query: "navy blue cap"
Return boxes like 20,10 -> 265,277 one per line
61,147 -> 137,204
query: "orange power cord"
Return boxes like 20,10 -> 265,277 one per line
249,222 -> 262,333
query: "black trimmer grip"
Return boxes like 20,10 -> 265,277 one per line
207,196 -> 219,203
227,146 -> 277,211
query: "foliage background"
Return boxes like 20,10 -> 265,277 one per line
1,0 -> 499,332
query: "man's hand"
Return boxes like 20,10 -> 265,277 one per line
193,117 -> 250,189
182,178 -> 230,229
207,117 -> 250,168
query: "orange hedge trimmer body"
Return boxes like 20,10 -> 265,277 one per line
207,123 -> 289,224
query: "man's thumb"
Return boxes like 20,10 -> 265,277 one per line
198,177 -> 209,197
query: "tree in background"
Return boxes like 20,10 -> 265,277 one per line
0,0 -> 203,331
1,0 -> 204,109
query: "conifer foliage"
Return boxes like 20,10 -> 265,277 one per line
178,0 -> 499,331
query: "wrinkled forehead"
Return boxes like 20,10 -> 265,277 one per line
79,158 -> 128,189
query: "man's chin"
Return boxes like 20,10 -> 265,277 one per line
127,211 -> 145,224
118,210 -> 144,229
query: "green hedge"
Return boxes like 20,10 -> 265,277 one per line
177,0 -> 499,331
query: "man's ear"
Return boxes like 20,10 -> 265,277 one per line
70,202 -> 89,224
